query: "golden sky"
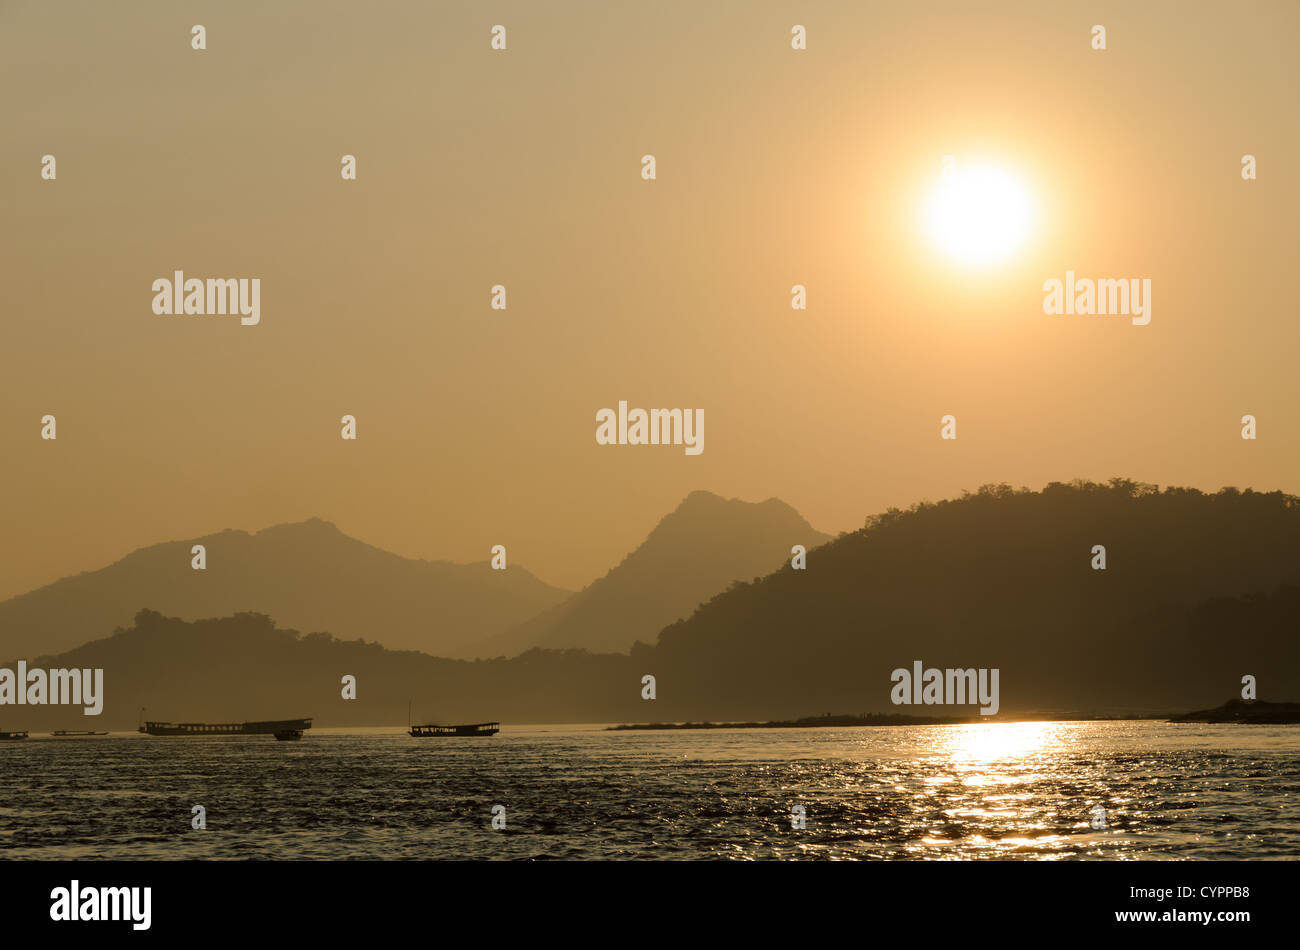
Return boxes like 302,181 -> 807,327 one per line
2,0 -> 1297,599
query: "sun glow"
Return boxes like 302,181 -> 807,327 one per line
924,162 -> 1036,268
944,721 -> 1060,763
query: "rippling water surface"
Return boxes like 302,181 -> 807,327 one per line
2,721 -> 1297,859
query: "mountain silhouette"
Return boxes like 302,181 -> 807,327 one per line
649,480 -> 1300,718
463,490 -> 833,657
0,518 -> 569,660
4,609 -> 639,731
5,480 -> 1298,729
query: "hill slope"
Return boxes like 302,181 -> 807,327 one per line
650,480 -> 1300,718
4,609 -> 638,731
468,491 -> 832,656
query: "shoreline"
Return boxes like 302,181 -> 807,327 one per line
606,712 -> 1172,731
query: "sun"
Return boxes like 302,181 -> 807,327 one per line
923,162 -> 1036,268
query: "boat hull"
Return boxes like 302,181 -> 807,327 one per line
409,721 -> 499,737
139,718 -> 312,737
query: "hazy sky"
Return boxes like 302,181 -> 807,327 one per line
2,0 -> 1296,599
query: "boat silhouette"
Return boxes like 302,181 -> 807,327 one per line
138,708 -> 311,739
406,701 -> 498,737
408,722 -> 499,737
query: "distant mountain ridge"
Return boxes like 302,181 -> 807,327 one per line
465,490 -> 833,657
8,481 -> 1297,726
5,481 -> 1298,728
0,518 -> 570,660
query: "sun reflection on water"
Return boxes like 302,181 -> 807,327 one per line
895,722 -> 1085,857
940,721 -> 1066,763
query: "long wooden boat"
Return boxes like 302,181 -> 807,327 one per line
139,717 -> 312,737
409,721 -> 499,738
51,730 -> 108,736
0,731 -> 29,740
